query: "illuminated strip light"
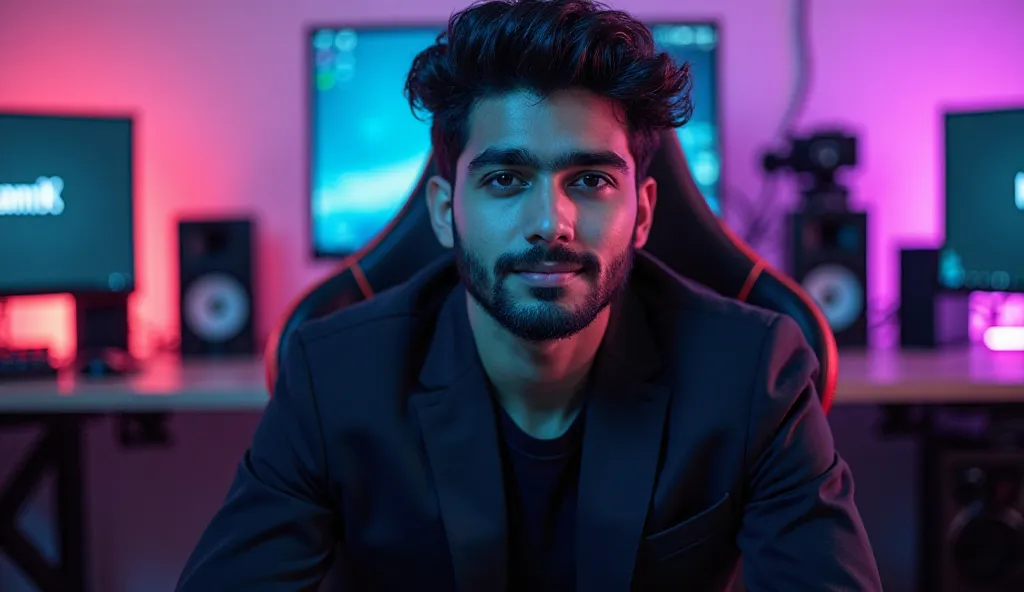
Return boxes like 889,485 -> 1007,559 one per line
983,326 -> 1024,352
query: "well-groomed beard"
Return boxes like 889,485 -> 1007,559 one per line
452,222 -> 635,342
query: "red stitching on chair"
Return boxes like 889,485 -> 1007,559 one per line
765,267 -> 839,415
718,221 -> 839,415
351,262 -> 375,300
736,261 -> 765,303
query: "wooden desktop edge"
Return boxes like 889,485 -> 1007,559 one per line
1,348 -> 1023,414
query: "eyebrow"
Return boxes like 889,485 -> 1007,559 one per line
466,147 -> 631,177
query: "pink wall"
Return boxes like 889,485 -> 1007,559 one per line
0,0 -> 1021,355
0,0 -> 1022,590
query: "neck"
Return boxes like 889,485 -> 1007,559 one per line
467,298 -> 610,433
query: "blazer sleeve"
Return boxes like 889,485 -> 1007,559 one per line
176,331 -> 338,591
738,315 -> 883,591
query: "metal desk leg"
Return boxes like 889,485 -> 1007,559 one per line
55,416 -> 87,592
0,414 -> 89,592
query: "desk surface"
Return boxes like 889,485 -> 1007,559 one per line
0,358 -> 269,413
837,347 -> 1024,404
1,348 -> 1023,413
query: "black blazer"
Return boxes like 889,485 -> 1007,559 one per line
177,252 -> 882,592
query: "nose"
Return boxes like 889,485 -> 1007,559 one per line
522,182 -> 575,245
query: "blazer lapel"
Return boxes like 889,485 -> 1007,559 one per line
410,287 -> 508,592
577,289 -> 669,592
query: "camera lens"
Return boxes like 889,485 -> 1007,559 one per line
810,139 -> 841,169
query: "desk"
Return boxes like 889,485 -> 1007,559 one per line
3,348 -> 1023,414
836,347 -> 1024,592
0,357 -> 266,592
0,357 -> 268,414
836,347 -> 1024,404
1,348 -> 1023,592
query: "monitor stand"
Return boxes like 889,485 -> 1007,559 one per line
73,292 -> 137,377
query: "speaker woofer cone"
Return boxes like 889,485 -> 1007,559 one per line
949,505 -> 1024,585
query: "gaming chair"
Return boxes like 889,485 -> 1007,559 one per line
266,131 -> 838,414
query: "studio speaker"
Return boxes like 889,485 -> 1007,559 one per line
178,218 -> 256,357
936,450 -> 1024,592
787,211 -> 869,347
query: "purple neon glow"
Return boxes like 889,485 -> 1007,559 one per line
971,291 -> 1024,351
0,0 -> 1020,359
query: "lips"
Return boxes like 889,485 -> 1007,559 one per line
514,262 -> 583,274
514,270 -> 581,288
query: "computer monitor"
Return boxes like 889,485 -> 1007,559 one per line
940,107 -> 1024,293
308,22 -> 722,258
0,113 -> 135,297
650,22 -> 722,215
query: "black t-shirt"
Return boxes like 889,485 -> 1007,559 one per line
497,404 -> 586,592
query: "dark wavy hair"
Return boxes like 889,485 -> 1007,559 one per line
404,0 -> 694,183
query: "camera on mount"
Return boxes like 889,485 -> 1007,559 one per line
762,130 -> 859,213
766,129 -> 869,347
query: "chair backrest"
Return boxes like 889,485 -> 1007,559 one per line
265,132 -> 838,413
643,131 -> 838,412
264,157 -> 447,390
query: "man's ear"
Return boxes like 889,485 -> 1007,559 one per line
425,175 -> 455,248
632,176 -> 657,249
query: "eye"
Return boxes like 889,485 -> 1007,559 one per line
485,172 -> 526,192
571,174 -> 611,190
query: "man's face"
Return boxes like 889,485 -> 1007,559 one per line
427,88 -> 657,342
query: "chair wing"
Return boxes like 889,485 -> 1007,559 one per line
264,157 -> 447,389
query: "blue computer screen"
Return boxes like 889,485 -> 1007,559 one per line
651,23 -> 721,216
309,23 -> 721,257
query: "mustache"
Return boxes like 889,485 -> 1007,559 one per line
494,245 -> 599,275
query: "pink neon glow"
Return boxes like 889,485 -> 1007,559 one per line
969,292 -> 1024,343
983,326 -> 1024,352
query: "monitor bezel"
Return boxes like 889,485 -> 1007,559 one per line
0,109 -> 137,298
304,19 -> 725,260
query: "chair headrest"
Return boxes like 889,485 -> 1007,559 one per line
644,130 -> 754,297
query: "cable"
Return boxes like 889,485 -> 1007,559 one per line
739,0 -> 814,250
869,303 -> 900,330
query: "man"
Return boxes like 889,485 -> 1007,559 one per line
177,1 -> 882,590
